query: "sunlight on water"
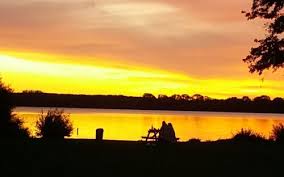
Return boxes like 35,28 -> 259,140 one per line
15,107 -> 284,141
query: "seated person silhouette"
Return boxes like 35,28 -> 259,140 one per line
168,123 -> 177,143
158,121 -> 177,143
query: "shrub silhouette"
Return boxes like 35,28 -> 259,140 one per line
36,109 -> 73,139
271,124 -> 284,143
1,115 -> 30,139
0,79 -> 30,139
188,138 -> 201,144
232,128 -> 266,142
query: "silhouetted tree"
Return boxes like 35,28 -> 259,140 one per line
158,94 -> 168,100
143,93 -> 156,99
0,79 -> 13,121
170,94 -> 182,100
242,96 -> 251,102
192,94 -> 204,101
181,94 -> 192,101
36,109 -> 73,139
243,0 -> 284,74
227,97 -> 239,101
273,97 -> 284,103
253,95 -> 271,102
203,96 -> 212,101
271,123 -> 284,143
0,79 -> 30,139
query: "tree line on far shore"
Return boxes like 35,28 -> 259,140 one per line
12,91 -> 284,113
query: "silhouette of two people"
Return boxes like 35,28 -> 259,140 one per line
158,121 -> 177,143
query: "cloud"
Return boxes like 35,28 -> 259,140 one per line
0,0 -> 272,79
160,0 -> 250,23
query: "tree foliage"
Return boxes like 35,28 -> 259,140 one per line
0,79 -> 13,120
243,0 -> 284,74
36,109 -> 73,139
143,93 -> 156,99
0,78 -> 30,139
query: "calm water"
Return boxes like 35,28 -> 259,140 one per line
15,107 -> 284,141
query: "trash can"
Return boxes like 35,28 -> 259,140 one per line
96,128 -> 104,141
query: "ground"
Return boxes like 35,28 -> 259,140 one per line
1,139 -> 284,177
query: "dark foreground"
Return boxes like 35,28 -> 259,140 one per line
1,139 -> 284,177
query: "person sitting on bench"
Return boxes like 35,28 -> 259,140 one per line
158,121 -> 177,143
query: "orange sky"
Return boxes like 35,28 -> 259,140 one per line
0,0 -> 284,98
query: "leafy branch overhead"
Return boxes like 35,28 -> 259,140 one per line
243,0 -> 284,74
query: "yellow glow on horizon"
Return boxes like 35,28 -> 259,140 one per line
0,53 -> 191,95
0,50 -> 186,77
1,51 -> 284,99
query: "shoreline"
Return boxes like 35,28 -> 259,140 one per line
14,105 -> 284,115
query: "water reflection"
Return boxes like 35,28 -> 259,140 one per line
15,107 -> 284,141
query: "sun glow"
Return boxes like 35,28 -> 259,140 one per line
1,51 -> 284,98
0,52 -> 190,95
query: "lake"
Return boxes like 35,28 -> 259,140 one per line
15,107 -> 284,141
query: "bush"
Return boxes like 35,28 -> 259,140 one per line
36,109 -> 73,139
0,115 -> 30,139
188,138 -> 201,144
0,79 -> 30,139
271,124 -> 284,143
232,128 -> 266,142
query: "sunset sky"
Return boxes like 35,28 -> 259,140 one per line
0,0 -> 284,98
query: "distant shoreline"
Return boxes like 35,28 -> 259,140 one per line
15,105 -> 284,115
12,93 -> 284,114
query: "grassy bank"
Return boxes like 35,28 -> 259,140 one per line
1,139 -> 284,177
